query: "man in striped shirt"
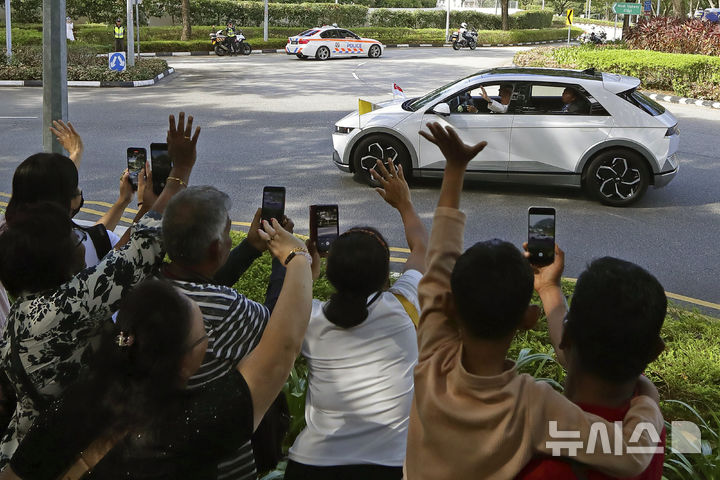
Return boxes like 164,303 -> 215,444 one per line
160,186 -> 285,480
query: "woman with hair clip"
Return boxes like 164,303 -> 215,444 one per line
0,113 -> 199,467
2,215 -> 313,478
285,159 -> 428,480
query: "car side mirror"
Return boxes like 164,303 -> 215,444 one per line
432,103 -> 451,117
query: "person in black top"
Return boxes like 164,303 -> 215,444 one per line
6,214 -> 313,478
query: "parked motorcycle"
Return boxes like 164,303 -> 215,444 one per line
449,28 -> 478,50
210,29 -> 252,56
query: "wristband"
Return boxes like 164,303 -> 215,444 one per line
284,247 -> 312,266
167,176 -> 187,187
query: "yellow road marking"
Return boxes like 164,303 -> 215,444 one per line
0,192 -> 717,311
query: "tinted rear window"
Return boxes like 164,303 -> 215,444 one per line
619,89 -> 666,116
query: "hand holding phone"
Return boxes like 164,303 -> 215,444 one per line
527,207 -> 556,267
126,148 -> 147,191
310,204 -> 339,255
262,187 -> 286,224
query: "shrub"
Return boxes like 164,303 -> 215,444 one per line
0,46 -> 169,81
625,17 -> 720,56
514,44 -> 720,101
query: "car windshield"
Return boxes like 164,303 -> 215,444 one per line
298,29 -> 319,37
619,89 -> 666,116
405,72 -> 483,111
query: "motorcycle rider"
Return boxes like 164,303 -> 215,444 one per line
224,20 -> 237,53
458,22 -> 473,44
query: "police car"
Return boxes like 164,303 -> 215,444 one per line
285,25 -> 384,60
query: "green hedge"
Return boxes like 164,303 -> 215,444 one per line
266,0 -> 437,6
513,44 -> 720,101
0,47 -> 169,81
368,9 -> 552,29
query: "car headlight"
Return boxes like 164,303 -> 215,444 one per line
335,126 -> 355,134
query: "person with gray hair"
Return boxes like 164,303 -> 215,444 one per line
160,185 -> 287,480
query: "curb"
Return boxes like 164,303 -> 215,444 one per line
646,92 -> 720,110
0,67 -> 175,88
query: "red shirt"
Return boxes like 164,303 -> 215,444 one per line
516,401 -> 666,480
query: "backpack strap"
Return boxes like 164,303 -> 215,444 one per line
84,224 -> 112,259
393,293 -> 419,328
8,316 -> 48,411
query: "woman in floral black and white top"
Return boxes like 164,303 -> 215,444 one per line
0,112 -> 201,467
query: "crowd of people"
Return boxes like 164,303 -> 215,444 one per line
0,113 -> 669,479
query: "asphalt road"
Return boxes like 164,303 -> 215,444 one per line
1,47 -> 718,311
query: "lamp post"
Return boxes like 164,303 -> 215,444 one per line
42,0 -> 67,153
4,0 -> 11,62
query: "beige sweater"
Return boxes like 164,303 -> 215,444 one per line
405,207 -> 664,480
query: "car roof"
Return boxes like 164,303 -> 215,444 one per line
465,67 -> 640,94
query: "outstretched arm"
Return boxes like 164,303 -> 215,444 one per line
49,120 -> 84,168
524,243 -> 568,367
96,170 -> 134,232
415,123 -> 487,356
371,159 -> 428,274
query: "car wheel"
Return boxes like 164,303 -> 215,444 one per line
584,149 -> 650,206
452,41 -> 461,50
214,45 -> 226,56
296,53 -> 307,59
352,134 -> 411,187
368,44 -> 382,58
316,46 -> 330,60
242,43 -> 252,55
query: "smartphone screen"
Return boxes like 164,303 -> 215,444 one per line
261,187 -> 286,223
150,143 -> 171,196
311,204 -> 339,254
528,207 -> 556,266
126,147 -> 146,191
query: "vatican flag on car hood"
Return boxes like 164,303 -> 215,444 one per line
358,98 -> 378,129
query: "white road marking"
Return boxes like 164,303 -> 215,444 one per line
352,72 -> 359,80
0,116 -> 38,119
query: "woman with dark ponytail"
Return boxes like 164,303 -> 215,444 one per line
286,160 -> 428,480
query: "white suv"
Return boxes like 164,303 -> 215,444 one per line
332,67 -> 679,206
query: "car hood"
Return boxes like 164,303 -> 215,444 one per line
335,99 -> 413,128
602,72 -> 641,94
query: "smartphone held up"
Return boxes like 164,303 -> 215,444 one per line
150,143 -> 172,196
261,187 -> 286,224
126,148 -> 147,191
310,205 -> 339,254
527,207 -> 556,267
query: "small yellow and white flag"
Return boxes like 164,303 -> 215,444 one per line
358,98 -> 374,115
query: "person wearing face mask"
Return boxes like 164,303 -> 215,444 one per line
0,112 -> 200,467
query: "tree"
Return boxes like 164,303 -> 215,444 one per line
181,0 -> 191,40
501,0 -> 509,29
671,0 -> 687,16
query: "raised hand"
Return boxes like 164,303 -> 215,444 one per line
138,162 -> 158,208
371,158 -> 412,211
419,122 -> 487,172
50,120 -> 84,167
167,112 -> 201,173
523,243 -> 565,295
119,169 -> 134,205
258,218 -> 307,263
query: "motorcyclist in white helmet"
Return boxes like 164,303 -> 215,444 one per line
459,22 -> 472,44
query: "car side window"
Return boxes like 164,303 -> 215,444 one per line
341,30 -> 360,39
444,84 -> 513,114
522,84 -> 605,115
320,30 -> 336,39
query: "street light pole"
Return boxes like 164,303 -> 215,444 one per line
445,0 -> 450,42
126,0 -> 135,67
42,0 -> 67,154
135,0 -> 140,58
4,0 -> 11,62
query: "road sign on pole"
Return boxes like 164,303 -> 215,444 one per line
109,52 -> 127,72
566,8 -> 574,24
643,0 -> 652,14
612,2 -> 642,14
